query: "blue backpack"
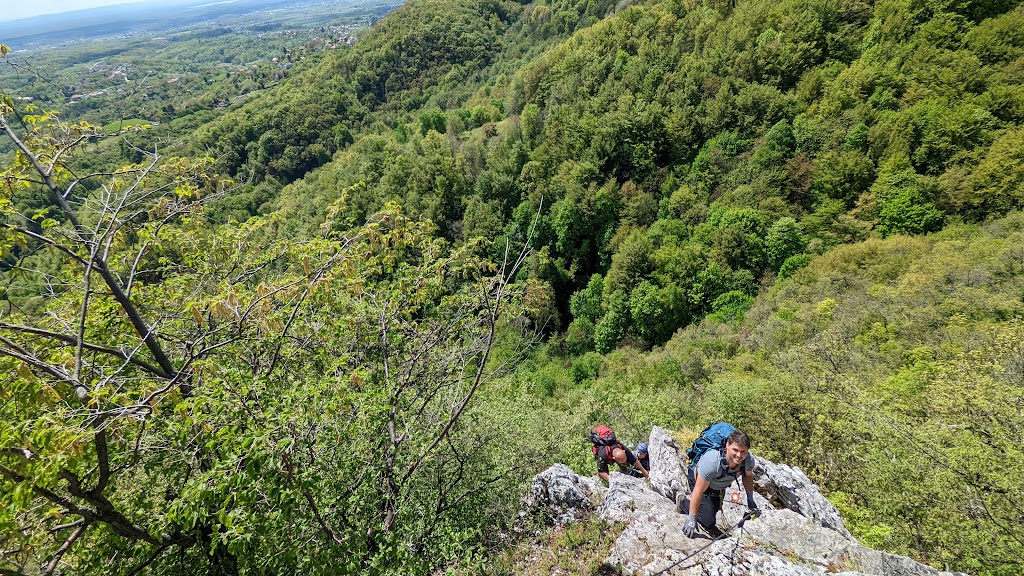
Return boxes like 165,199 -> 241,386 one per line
685,422 -> 736,471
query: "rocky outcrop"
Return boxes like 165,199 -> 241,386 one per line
753,456 -> 853,539
522,428 -> 963,576
518,463 -> 599,526
646,426 -> 687,504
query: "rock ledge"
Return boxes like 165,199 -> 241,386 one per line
523,426 -> 962,576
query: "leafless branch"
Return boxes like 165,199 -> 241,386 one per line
0,336 -> 87,396
265,235 -> 360,375
0,464 -> 86,515
0,223 -> 89,267
40,521 -> 88,576
48,133 -> 96,177
1,116 -> 179,379
47,519 -> 85,534
74,241 -> 96,384
123,544 -> 169,576
93,430 -> 111,494
395,233 -> 533,520
0,323 -> 170,377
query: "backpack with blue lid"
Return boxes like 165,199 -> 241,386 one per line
686,422 -> 742,472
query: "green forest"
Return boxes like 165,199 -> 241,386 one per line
2,0 -> 1023,574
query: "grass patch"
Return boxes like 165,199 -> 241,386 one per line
102,118 -> 151,133
464,517 -> 625,576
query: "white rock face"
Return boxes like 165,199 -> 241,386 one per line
522,444 -> 963,576
647,426 -> 687,503
518,463 -> 599,526
753,456 -> 853,539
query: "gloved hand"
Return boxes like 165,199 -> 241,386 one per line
683,514 -> 698,538
746,494 -> 761,518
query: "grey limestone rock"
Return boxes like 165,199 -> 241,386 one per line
600,472 -> 709,575
753,456 -> 853,539
522,453 -> 963,576
518,463 -> 599,526
647,426 -> 687,503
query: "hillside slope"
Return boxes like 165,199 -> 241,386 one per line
251,2 -> 1024,570
4,0 -> 1024,574
269,0 -> 1024,348
496,213 -> 1024,575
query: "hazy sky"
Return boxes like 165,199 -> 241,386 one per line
2,0 -> 143,22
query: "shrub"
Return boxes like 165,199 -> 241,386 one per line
777,253 -> 813,281
708,290 -> 755,323
570,352 -> 603,385
565,318 -> 596,354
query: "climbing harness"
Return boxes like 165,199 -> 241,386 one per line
649,510 -> 755,576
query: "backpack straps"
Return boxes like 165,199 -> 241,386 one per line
595,442 -> 625,463
716,451 -> 747,481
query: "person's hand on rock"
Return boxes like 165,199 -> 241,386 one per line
682,514 -> 698,538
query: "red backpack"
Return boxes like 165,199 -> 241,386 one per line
589,425 -> 621,459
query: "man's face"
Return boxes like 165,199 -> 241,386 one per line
724,441 -> 748,468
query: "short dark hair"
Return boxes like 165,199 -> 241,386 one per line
726,430 -> 750,448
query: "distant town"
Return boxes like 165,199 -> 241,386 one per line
61,25 -> 361,106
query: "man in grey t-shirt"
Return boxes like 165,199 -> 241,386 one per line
680,430 -> 759,537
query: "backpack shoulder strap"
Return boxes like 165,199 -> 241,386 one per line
718,454 -> 730,479
717,452 -> 749,478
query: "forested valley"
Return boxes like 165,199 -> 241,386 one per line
2,0 -> 1023,574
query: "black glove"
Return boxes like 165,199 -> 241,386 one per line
683,514 -> 698,538
746,495 -> 760,518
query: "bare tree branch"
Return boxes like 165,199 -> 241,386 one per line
123,544 -> 169,576
0,323 -> 170,377
48,134 -> 95,178
0,336 -> 87,396
74,241 -> 96,388
0,223 -> 89,267
93,430 -> 111,495
47,520 -> 85,534
0,464 -> 87,515
40,521 -> 88,576
1,116 -> 178,380
391,236 -> 532,530
265,235 -> 360,375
